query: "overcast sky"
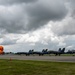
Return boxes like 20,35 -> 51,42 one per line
0,0 -> 75,52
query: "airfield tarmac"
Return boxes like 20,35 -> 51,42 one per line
0,55 -> 75,62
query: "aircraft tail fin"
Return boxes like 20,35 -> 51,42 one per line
58,48 -> 61,52
61,48 -> 65,53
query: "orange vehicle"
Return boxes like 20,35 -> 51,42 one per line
0,46 -> 4,54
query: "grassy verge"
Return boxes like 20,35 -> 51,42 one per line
0,59 -> 75,75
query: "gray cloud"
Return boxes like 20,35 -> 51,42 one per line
0,0 -> 36,5
0,0 -> 67,33
62,20 -> 75,35
0,0 -> 75,52
0,5 -> 26,33
51,0 -> 75,36
52,17 -> 75,36
0,38 -> 16,45
69,0 -> 75,18
26,0 -> 67,30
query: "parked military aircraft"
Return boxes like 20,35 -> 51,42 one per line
15,49 -> 49,56
15,50 -> 34,56
32,49 -> 50,56
35,48 -> 65,56
66,50 -> 75,54
15,48 -> 65,56
15,52 -> 29,55
32,48 -> 65,56
48,48 -> 65,56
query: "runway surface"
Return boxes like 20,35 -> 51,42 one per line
0,55 -> 75,62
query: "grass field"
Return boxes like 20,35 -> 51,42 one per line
0,59 -> 75,75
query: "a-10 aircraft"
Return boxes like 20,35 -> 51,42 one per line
15,48 -> 65,56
